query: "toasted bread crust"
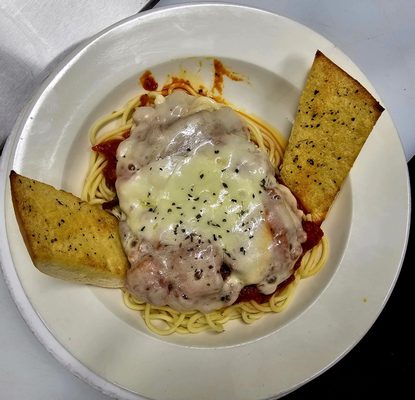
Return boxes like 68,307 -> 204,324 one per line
10,171 -> 128,287
279,51 -> 384,223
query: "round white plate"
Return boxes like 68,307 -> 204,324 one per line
0,4 -> 410,400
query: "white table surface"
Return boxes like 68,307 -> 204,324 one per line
1,1 -> 413,399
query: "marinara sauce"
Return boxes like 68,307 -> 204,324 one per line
235,219 -> 323,304
92,130 -> 130,190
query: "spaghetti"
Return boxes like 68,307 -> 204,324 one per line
82,80 -> 329,335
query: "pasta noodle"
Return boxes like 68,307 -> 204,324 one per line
82,82 -> 329,335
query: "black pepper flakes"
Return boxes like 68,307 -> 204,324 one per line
194,269 -> 203,280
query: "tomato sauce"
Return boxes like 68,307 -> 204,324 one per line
301,220 -> 324,252
92,130 -> 130,189
235,219 -> 323,304
139,93 -> 153,107
140,70 -> 158,91
212,59 -> 244,102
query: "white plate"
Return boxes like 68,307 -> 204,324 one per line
0,4 -> 410,399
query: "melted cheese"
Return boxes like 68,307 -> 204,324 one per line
117,136 -> 273,286
116,91 -> 305,312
